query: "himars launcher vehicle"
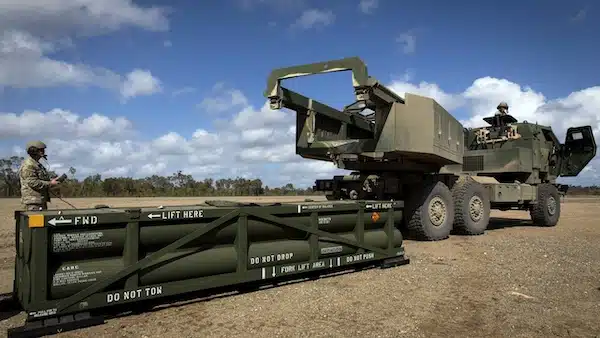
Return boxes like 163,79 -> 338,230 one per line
265,56 -> 597,241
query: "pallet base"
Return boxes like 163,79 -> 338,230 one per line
380,255 -> 411,269
7,312 -> 105,338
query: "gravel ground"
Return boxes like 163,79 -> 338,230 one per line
0,196 -> 599,338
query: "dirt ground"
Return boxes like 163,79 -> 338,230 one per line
0,195 -> 599,338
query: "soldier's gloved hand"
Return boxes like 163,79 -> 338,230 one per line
50,178 -> 60,186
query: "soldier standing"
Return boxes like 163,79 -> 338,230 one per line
495,101 -> 509,116
18,141 -> 60,211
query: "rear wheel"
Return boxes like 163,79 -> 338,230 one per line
530,183 -> 560,226
405,181 -> 455,241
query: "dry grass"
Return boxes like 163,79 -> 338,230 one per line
1,196 -> 599,338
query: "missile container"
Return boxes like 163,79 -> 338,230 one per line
7,199 -> 409,337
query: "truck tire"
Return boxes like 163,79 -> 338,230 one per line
405,181 -> 454,241
530,183 -> 560,226
451,176 -> 490,235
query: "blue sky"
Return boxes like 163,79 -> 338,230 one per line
1,0 -> 599,187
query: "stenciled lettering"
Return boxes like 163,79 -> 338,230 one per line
74,216 -> 98,225
106,286 -> 163,304
162,211 -> 179,219
60,264 -> 79,271
281,265 -> 296,273
147,210 -> 204,220
259,252 -> 382,279
277,259 -> 334,276
372,202 -> 393,209
182,210 -> 204,218
249,252 -> 294,265
297,263 -> 310,271
303,204 -> 334,210
52,232 -> 112,253
321,246 -> 343,255
29,308 -> 57,318
346,252 -> 375,263
312,261 -> 325,268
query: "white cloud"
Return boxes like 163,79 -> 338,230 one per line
0,30 -> 121,89
0,108 -> 134,140
0,0 -> 169,38
388,79 -> 464,111
396,31 -> 416,54
460,77 -> 548,128
2,78 -> 600,187
359,0 -> 378,14
0,81 -> 347,187
197,83 -> 249,113
290,9 -> 335,30
0,1 -> 169,98
1,30 -> 56,55
120,69 -> 162,100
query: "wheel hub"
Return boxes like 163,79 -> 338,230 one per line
428,196 -> 447,226
469,195 -> 484,222
547,196 -> 557,215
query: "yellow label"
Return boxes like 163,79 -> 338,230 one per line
28,214 -> 45,228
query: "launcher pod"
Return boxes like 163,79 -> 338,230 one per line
6,199 -> 409,337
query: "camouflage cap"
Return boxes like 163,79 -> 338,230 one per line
497,102 -> 509,109
26,141 -> 47,150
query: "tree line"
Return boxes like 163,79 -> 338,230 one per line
2,155 -> 599,198
561,185 -> 600,196
0,156 -> 318,198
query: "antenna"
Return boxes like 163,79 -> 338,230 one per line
42,158 -> 78,209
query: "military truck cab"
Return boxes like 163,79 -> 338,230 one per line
451,113 -> 597,237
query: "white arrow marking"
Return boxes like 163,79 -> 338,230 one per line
366,204 -> 373,208
272,267 -> 276,277
147,213 -> 161,219
48,217 -> 72,226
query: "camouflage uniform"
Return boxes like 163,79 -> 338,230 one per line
495,101 -> 509,116
18,141 -> 52,211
